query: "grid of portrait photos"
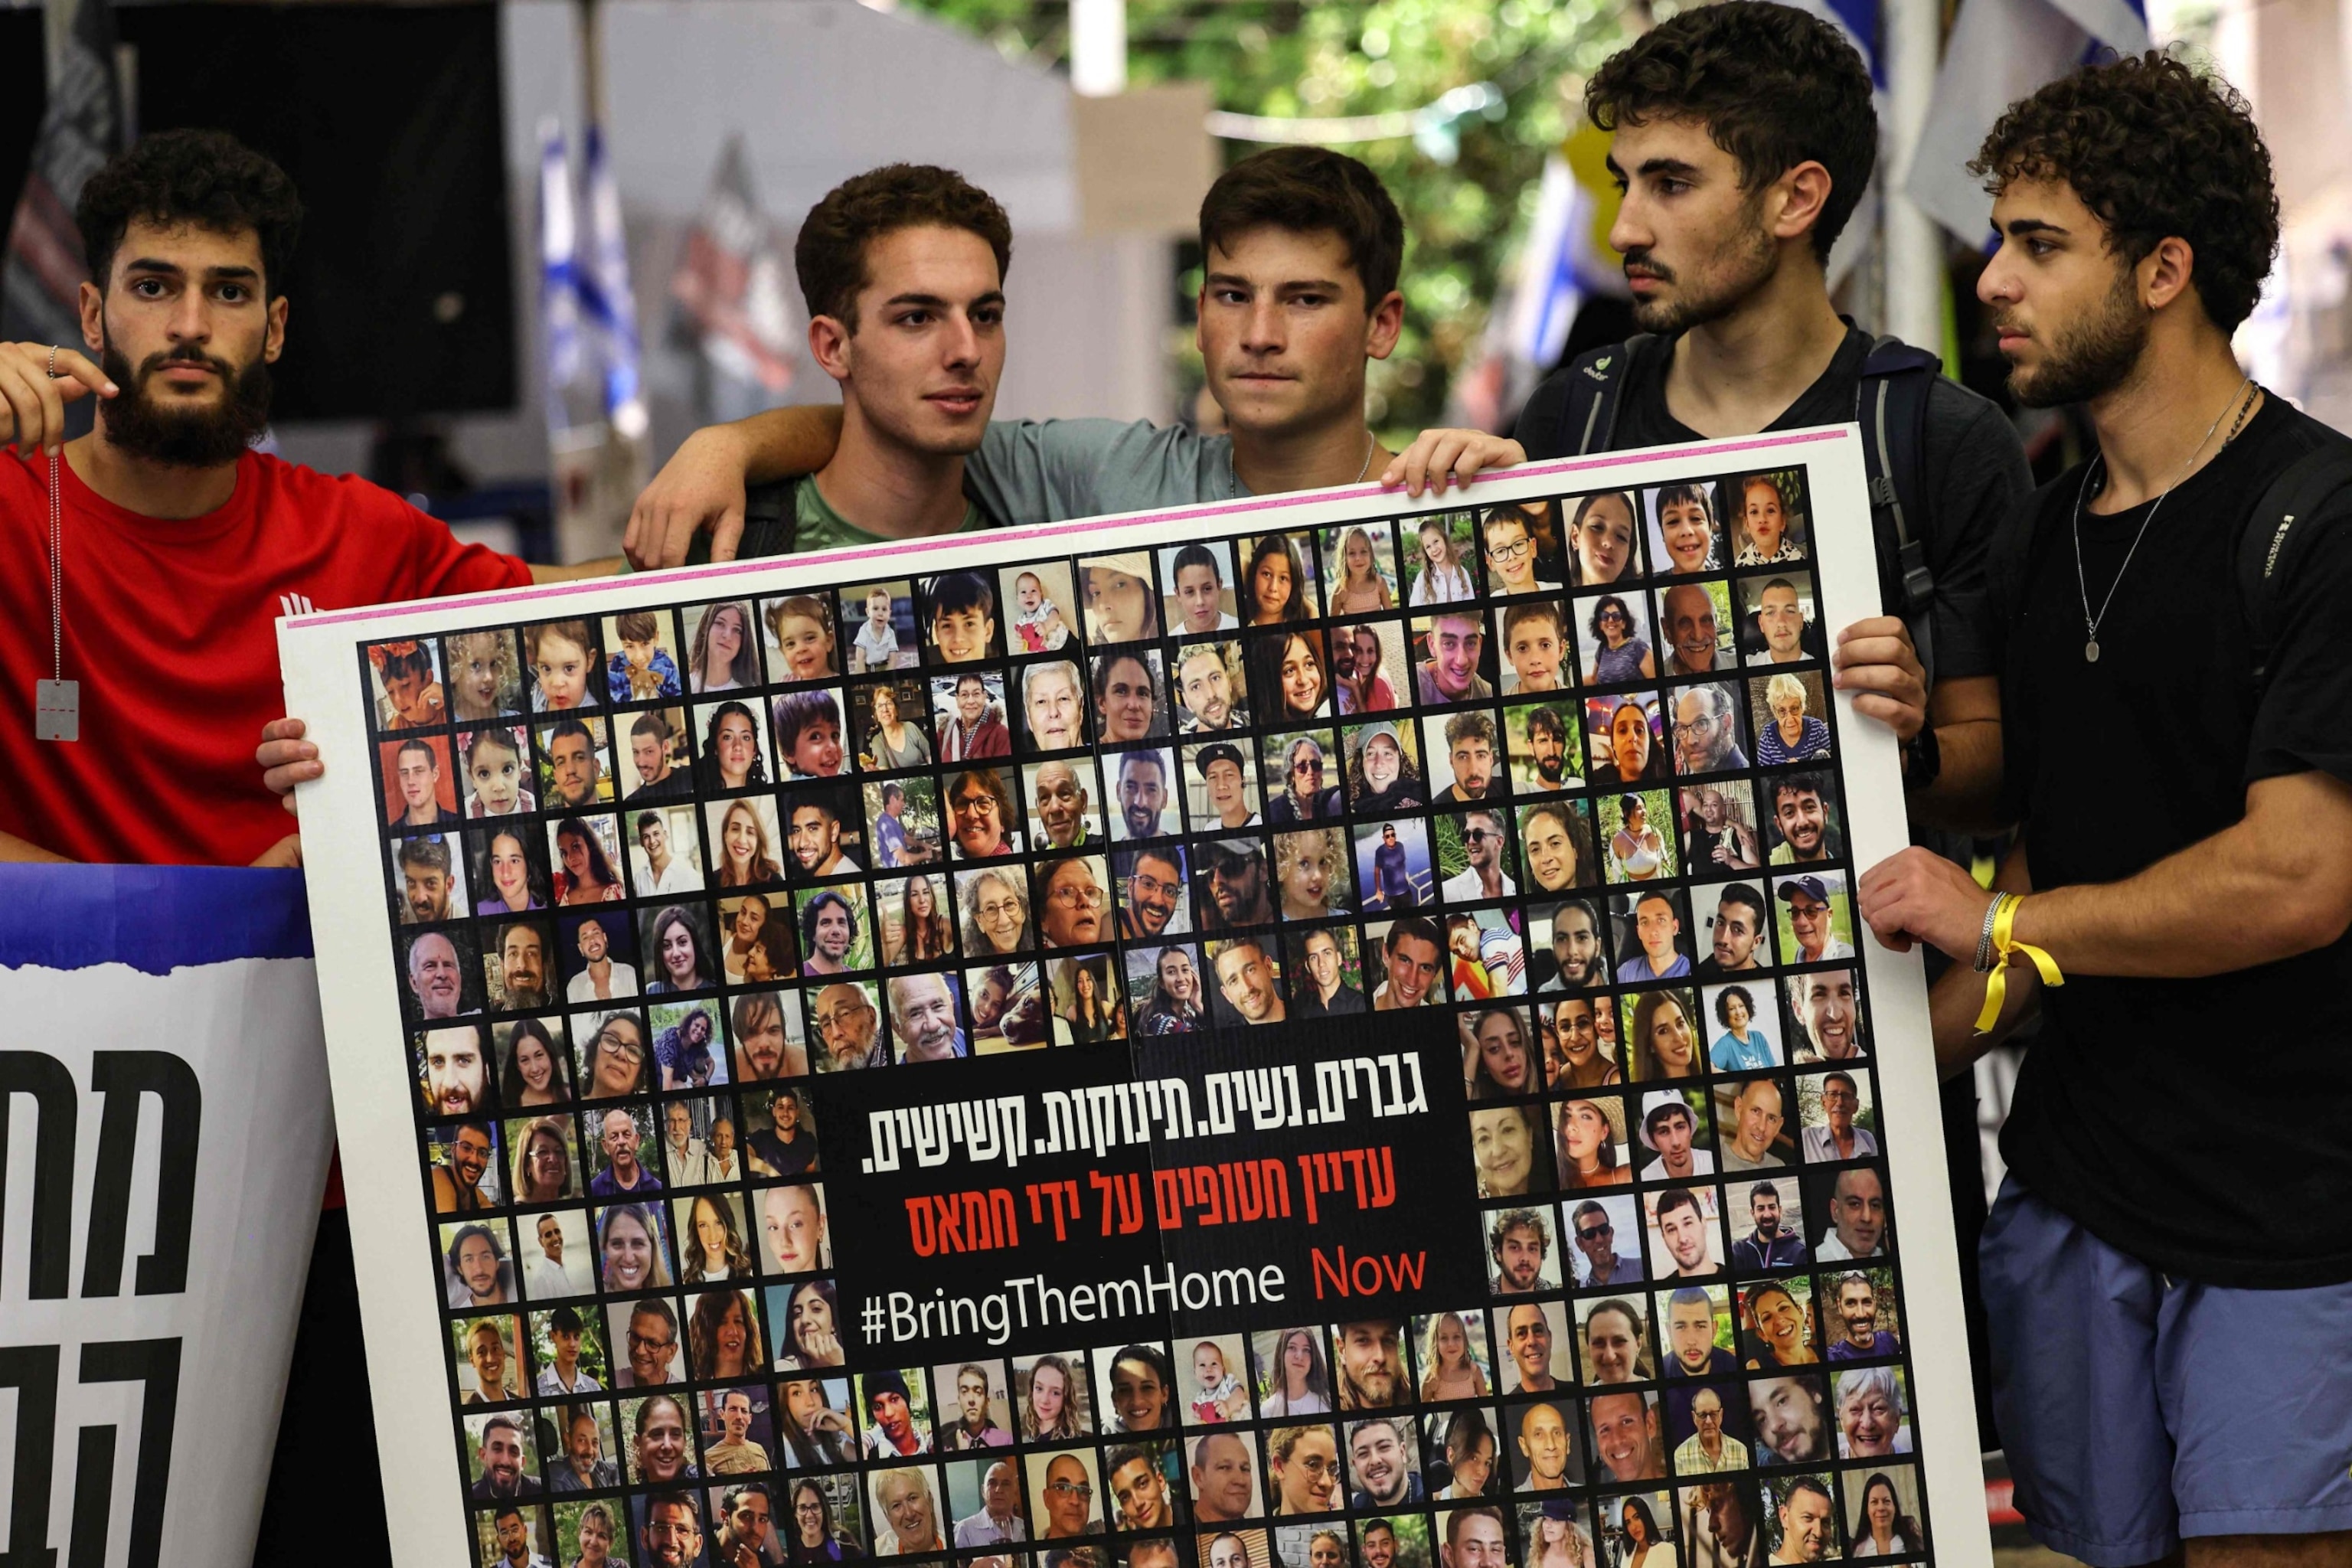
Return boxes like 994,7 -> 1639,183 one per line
364,465 -> 1931,1568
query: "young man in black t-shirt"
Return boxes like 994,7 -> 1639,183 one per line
1394,2 -> 2029,827
1864,56 -> 2352,1568
1381,0 -> 2030,1454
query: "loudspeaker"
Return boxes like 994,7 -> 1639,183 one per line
0,11 -> 47,231
116,2 -> 518,420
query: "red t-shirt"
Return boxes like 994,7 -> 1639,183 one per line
1,447 -> 533,866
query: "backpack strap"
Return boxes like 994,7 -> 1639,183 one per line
1856,335 -> 1944,690
737,475 -> 799,559
1557,333 -> 1658,456
681,475 -> 798,566
2237,436 -> 2352,700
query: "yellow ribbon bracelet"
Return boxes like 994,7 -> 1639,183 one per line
1975,893 -> 2064,1034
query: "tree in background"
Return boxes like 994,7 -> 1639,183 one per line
905,0 -> 1637,436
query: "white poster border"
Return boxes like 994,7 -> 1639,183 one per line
282,423 -> 1984,1568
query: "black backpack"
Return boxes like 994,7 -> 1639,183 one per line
1550,331 -> 1945,688
1984,430 -> 2352,701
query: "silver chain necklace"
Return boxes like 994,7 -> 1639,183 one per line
1227,429 -> 1379,495
34,345 -> 79,742
2072,377 -> 2253,663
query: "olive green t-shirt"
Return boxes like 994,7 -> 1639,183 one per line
792,476 -> 985,553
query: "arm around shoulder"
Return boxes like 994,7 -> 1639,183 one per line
625,405 -> 845,568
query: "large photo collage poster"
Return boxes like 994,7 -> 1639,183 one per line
284,429 -> 1983,1568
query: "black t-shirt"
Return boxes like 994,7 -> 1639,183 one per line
1999,395 -> 2352,1286
1517,328 -> 2029,683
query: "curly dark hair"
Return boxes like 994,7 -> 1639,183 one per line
1200,146 -> 1404,305
795,163 -> 1012,330
1968,51 -> 2278,332
77,129 -> 304,294
1584,2 -> 1875,264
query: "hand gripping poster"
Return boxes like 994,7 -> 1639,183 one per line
283,428 -> 1989,1568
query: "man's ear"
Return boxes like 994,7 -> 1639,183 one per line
1770,162 -> 1835,253
2135,234 -> 2199,316
265,294 -> 289,363
1365,289 -> 1405,362
79,280 -> 105,357
809,315 -> 853,381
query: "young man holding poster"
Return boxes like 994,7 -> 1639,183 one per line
622,147 -> 1522,560
1864,56 -> 2352,1568
0,130 -> 619,1562
1383,0 -> 2031,1453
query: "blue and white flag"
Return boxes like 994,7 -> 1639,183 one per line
1905,0 -> 2151,246
536,116 -> 586,429
0,865 -> 332,1568
2,0 -> 121,350
580,125 -> 649,440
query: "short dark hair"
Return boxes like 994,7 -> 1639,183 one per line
1655,1186 -> 1703,1222
1773,772 -> 1825,808
398,835 -> 451,875
1199,147 -> 1404,306
1385,915 -> 1441,956
928,571 -> 995,626
1784,1475 -> 1834,1509
1584,1 -> 1876,263
864,1367 -> 910,1409
1715,883 -> 1766,926
773,689 -> 843,756
77,129 -> 304,295
1171,543 -> 1222,580
795,164 -> 1012,330
1969,50 -> 2278,332
550,1304 -> 583,1334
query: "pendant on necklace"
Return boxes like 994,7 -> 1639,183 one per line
2084,639 -> 2101,664
34,678 -> 80,742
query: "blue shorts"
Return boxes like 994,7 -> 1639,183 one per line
1980,1176 -> 2352,1566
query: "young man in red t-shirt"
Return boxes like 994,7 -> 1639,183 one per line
0,129 -> 609,868
0,129 -> 613,1557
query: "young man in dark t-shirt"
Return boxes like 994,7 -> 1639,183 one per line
1390,5 -> 2025,829
1864,56 -> 2352,1567
1381,0 -> 2030,1455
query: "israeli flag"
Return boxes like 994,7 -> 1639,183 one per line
580,125 -> 650,441
1905,0 -> 2151,246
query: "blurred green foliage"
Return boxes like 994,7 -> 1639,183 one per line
903,0 -> 1638,435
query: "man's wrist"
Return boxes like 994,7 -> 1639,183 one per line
1901,724 -> 1940,788
1973,891 -> 2006,972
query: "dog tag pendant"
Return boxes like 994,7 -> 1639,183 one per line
2084,639 -> 2100,664
34,678 -> 80,742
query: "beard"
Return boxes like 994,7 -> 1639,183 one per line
2002,266 -> 2150,408
99,336 -> 273,468
1627,199 -> 1779,335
